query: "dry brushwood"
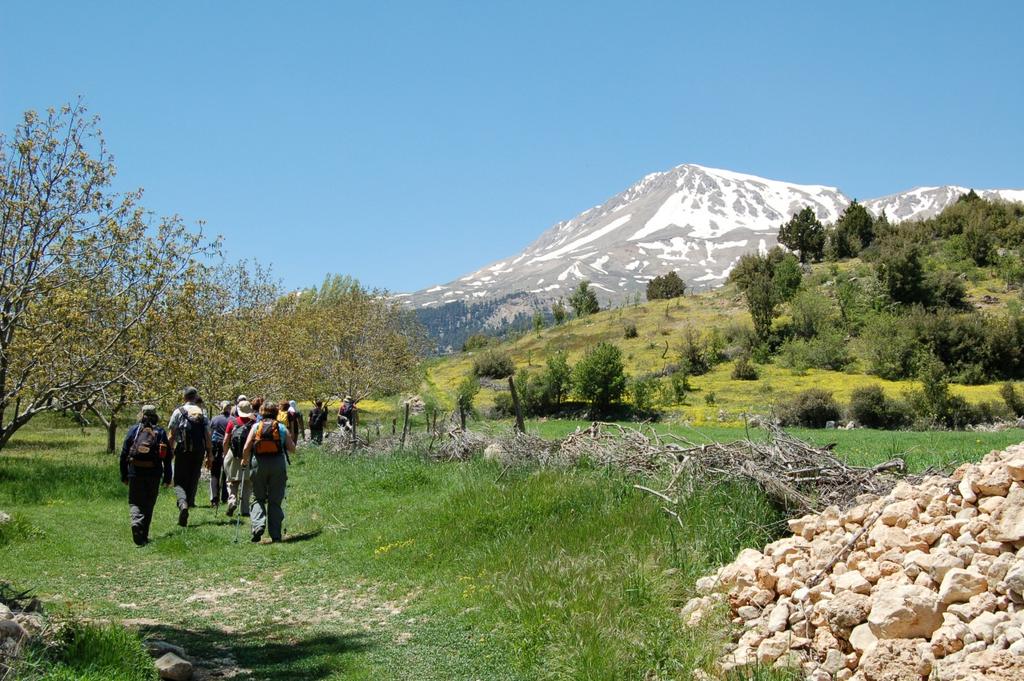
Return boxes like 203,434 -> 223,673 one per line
491,419 -> 913,514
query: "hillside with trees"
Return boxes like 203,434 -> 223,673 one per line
425,193 -> 1024,429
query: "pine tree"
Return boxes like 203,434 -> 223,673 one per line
778,206 -> 825,264
569,281 -> 600,318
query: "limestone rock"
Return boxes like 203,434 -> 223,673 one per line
859,638 -> 932,681
0,619 -> 28,643
868,585 -> 942,639
822,590 -> 872,634
990,486 -> 1024,542
155,652 -> 193,681
145,639 -> 187,659
938,568 -> 988,604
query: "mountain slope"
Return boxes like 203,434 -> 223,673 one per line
403,163 -> 1022,346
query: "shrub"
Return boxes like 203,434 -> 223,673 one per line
1000,382 -> 1024,418
731,356 -> 759,381
629,376 -> 658,417
472,349 -> 514,378
455,376 -> 480,418
779,329 -> 850,372
492,391 -> 514,418
848,385 -> 906,429
569,280 -> 600,318
669,371 -> 690,403
677,326 -> 721,376
646,271 -> 686,300
788,289 -> 834,339
623,322 -> 638,339
573,342 -> 627,417
858,313 -> 918,380
779,388 -> 841,428
462,333 -> 496,352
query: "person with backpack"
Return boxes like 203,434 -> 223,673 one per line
208,401 -> 232,508
338,396 -> 356,428
241,402 -> 295,543
308,400 -> 327,444
119,405 -> 171,546
223,399 -> 256,517
289,400 -> 305,442
167,386 -> 212,527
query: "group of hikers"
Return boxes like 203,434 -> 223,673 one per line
118,387 -> 358,546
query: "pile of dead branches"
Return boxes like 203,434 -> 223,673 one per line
490,420 -> 911,514
318,415 -> 914,514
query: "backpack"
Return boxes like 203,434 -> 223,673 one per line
310,408 -> 326,429
229,417 -> 254,458
176,405 -> 207,454
129,425 -> 162,464
253,420 -> 283,456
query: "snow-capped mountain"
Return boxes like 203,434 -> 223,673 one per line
402,164 -> 1023,341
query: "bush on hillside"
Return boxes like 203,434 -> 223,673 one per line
730,356 -> 759,381
778,388 -> 841,428
847,385 -> 911,429
462,333 -> 497,352
779,329 -> 851,372
628,376 -> 658,417
472,349 -> 515,379
573,342 -> 627,417
646,271 -> 686,300
1000,382 -> 1024,418
623,321 -> 638,339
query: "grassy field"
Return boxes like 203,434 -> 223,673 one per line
3,417 -> 1023,680
0,419 -> 785,681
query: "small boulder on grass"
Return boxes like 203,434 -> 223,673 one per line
155,652 -> 193,681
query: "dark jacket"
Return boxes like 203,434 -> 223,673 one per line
120,423 -> 172,484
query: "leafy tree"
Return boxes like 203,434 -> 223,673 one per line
729,248 -> 803,342
0,104 -> 213,449
778,206 -> 825,264
573,342 -> 626,417
532,310 -> 545,332
283,274 -> 429,403
874,235 -> 928,306
788,289 -> 834,339
645,271 -> 686,300
472,349 -> 515,379
568,281 -> 600,318
829,200 -> 874,258
551,299 -> 567,325
628,376 -> 658,416
541,351 -> 572,409
455,375 -> 480,419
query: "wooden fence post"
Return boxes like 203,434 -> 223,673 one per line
400,402 -> 410,449
508,376 -> 525,433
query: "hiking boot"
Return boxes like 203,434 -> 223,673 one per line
251,528 -> 264,543
178,506 -> 189,527
132,528 -> 148,546
226,502 -> 236,517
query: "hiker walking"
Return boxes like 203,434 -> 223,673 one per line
308,400 -> 327,444
119,405 -> 171,546
167,386 -> 212,527
338,396 -> 356,428
208,401 -> 231,507
288,400 -> 305,442
242,402 -> 296,542
223,399 -> 256,517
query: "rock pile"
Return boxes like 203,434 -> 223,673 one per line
683,444 -> 1024,680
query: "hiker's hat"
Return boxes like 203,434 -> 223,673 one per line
237,394 -> 248,403
219,400 -> 232,410
344,395 -> 353,402
139,404 -> 159,421
184,386 -> 199,401
236,400 -> 254,418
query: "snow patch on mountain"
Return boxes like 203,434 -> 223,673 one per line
406,163 -> 1023,330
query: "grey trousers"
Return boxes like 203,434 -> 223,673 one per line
250,454 -> 288,541
224,452 -> 252,515
128,475 -> 161,544
173,450 -> 204,510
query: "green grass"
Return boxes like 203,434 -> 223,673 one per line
0,420 -> 796,680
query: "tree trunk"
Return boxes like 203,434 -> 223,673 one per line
107,420 -> 118,454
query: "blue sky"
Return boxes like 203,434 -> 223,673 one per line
2,1 -> 1022,292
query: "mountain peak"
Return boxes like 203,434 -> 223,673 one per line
406,164 -> 1023,327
